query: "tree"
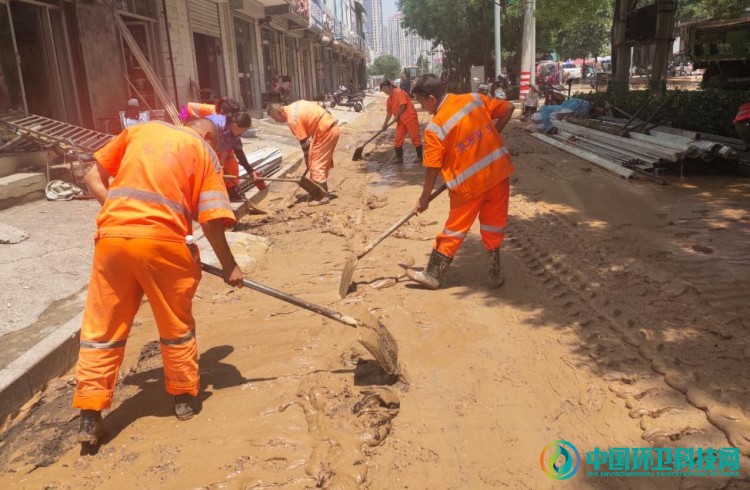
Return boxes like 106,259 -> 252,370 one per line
369,55 -> 401,80
677,0 -> 747,22
536,0 -> 613,60
416,54 -> 430,74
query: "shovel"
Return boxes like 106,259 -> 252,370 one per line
225,173 -> 327,202
338,183 -> 448,298
201,263 -> 400,376
352,120 -> 395,161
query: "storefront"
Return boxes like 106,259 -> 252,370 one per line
188,0 -> 226,102
233,16 -> 260,111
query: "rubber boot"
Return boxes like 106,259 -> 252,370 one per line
415,145 -> 423,162
406,249 -> 453,290
174,394 -> 195,421
77,409 -> 104,445
394,146 -> 404,163
488,248 -> 505,289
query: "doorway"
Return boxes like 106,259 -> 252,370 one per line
233,17 -> 259,111
9,1 -> 80,124
193,32 -> 225,102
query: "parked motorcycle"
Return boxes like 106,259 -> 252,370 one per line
330,87 -> 365,112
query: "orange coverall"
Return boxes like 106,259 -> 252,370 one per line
387,87 -> 421,149
423,93 -> 515,258
73,121 -> 236,411
283,100 -> 340,184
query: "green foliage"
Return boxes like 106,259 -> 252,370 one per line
676,0 -> 748,23
369,55 -> 402,81
578,89 -> 750,137
536,0 -> 613,59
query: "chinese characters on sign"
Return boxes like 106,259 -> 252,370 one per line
585,447 -> 740,478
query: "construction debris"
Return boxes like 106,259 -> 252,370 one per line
531,108 -> 745,182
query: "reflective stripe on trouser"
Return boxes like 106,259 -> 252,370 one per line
395,117 -> 421,148
308,125 -> 339,184
73,237 -> 201,411
435,178 -> 510,258
221,152 -> 239,189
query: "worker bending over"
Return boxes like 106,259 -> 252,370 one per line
267,101 -> 340,205
380,79 -> 422,163
406,74 -> 515,290
74,119 -> 244,445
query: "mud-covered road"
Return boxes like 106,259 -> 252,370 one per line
1,98 -> 749,489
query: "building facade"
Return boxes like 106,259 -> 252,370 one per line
0,0 -> 367,131
363,0 -> 383,57
383,11 -> 434,71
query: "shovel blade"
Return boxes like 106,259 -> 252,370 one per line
346,303 -> 400,376
338,255 -> 358,298
298,177 -> 327,201
352,147 -> 364,161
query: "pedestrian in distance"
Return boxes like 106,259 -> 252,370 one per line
406,74 -> 515,290
380,79 -> 423,164
74,118 -> 244,445
266,101 -> 340,205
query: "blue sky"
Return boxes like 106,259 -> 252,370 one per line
383,0 -> 398,21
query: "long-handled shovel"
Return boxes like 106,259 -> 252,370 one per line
352,120 -> 395,161
225,173 -> 327,201
338,183 -> 448,298
202,263 -> 400,376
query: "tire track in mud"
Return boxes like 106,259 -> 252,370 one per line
507,195 -> 750,484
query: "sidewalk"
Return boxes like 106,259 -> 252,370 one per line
0,105 -> 373,422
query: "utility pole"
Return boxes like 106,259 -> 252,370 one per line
494,0 -> 502,77
530,0 -> 536,87
519,0 -> 534,98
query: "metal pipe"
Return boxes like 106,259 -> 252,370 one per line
161,0 -> 180,109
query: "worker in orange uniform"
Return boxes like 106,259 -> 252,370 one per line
380,79 -> 422,163
74,119 -> 244,445
179,97 -> 236,124
267,101 -> 340,204
406,74 -> 515,290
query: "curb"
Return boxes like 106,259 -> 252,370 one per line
0,154 -> 304,424
0,310 -> 83,423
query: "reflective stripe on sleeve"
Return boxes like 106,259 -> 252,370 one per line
446,146 -> 509,190
199,199 -> 234,213
480,224 -> 505,233
425,94 -> 483,141
441,228 -> 467,238
108,187 -> 191,223
160,330 -> 195,346
199,190 -> 230,203
80,339 -> 127,350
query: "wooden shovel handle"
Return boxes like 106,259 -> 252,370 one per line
357,183 -> 447,259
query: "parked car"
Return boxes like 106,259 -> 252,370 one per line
562,62 -> 582,82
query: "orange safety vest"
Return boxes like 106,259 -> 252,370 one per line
423,93 -> 515,201
93,121 -> 236,242
387,87 -> 418,123
735,103 -> 750,124
186,102 -> 216,120
283,100 -> 337,141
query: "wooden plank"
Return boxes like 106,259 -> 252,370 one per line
107,0 -> 180,125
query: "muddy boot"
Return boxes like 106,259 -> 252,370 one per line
488,248 -> 505,289
77,410 -> 104,445
394,146 -> 404,163
174,394 -> 195,421
415,145 -> 423,162
406,249 -> 453,290
309,181 -> 330,206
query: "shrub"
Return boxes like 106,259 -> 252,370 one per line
576,89 -> 750,138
